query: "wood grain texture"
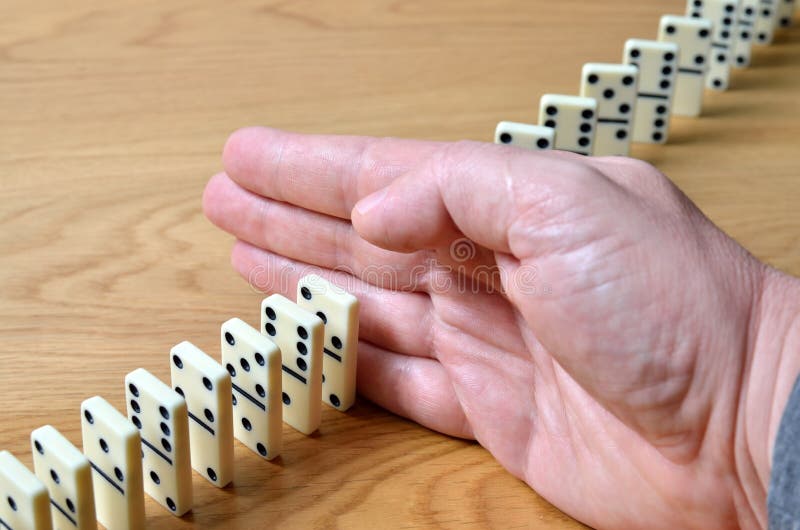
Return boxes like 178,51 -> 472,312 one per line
0,0 -> 797,528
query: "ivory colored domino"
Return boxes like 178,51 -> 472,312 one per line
753,0 -> 780,42
623,39 -> 679,143
538,94 -> 598,156
221,318 -> 283,460
31,425 -> 96,530
686,0 -> 741,90
170,341 -> 234,488
776,0 -> 796,27
732,1 -> 758,66
261,294 -> 324,435
125,369 -> 192,515
297,274 -> 360,412
658,15 -> 714,117
579,63 -> 639,156
81,396 -> 145,530
493,121 -> 554,151
0,451 -> 52,530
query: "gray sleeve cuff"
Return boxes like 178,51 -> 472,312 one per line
769,375 -> 800,529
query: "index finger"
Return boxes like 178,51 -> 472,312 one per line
222,127 -> 444,220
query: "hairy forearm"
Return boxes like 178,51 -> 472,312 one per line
739,265 -> 800,528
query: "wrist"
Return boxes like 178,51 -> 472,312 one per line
739,265 -> 800,527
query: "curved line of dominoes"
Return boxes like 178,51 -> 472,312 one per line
1,3 -> 796,529
494,1 -> 797,156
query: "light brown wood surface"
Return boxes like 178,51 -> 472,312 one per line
1,1 -> 798,528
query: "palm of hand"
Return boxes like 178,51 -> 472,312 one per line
204,128 -> 762,529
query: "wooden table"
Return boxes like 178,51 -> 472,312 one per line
1,1 -> 797,528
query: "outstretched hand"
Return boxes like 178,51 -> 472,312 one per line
204,127 -> 797,529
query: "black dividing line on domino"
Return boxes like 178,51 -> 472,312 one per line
142,437 -> 173,466
232,382 -> 266,411
678,67 -> 705,76
90,461 -> 124,495
187,411 -> 215,436
638,92 -> 669,100
282,365 -> 307,384
0,517 -> 12,530
598,118 -> 630,125
50,499 -> 78,527
324,347 -> 342,363
711,42 -> 730,49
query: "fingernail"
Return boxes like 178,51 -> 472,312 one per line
354,188 -> 388,217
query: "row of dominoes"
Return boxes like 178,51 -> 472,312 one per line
0,274 -> 359,530
494,0 -> 796,155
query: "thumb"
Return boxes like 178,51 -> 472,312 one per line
350,165 -> 463,254
350,141 -> 595,256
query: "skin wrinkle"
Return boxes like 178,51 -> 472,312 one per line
262,129 -> 288,205
436,141 -> 512,253
347,136 -> 374,217
736,265 -> 774,527
509,203 -> 711,459
732,265 -> 768,529
358,341 -> 470,439
519,328 -> 561,487
430,294 -> 528,371
439,354 -> 534,480
768,308 -> 800,463
333,217 -> 354,278
505,184 -> 617,263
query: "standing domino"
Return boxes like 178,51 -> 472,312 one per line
31,426 -> 96,530
125,369 -> 192,515
623,39 -> 679,144
776,0 -> 796,27
221,318 -> 283,460
494,122 -> 554,151
686,0 -> 741,90
261,294 -> 324,435
659,15 -> 714,117
732,2 -> 758,66
0,451 -> 52,530
579,64 -> 639,156
81,396 -> 145,530
297,274 -> 360,411
170,341 -> 234,488
753,0 -> 779,42
538,94 -> 598,156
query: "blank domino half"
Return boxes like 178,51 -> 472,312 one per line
493,121 -> 554,151
0,451 -> 52,530
81,396 -> 145,530
579,63 -> 639,156
686,0 -> 741,91
659,15 -> 713,117
261,294 -> 324,435
297,274 -> 360,412
538,94 -> 598,156
31,425 -> 96,530
623,39 -> 679,144
125,368 -> 192,515
221,317 -> 283,460
170,341 -> 234,488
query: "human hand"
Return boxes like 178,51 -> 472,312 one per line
203,127 -> 800,530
